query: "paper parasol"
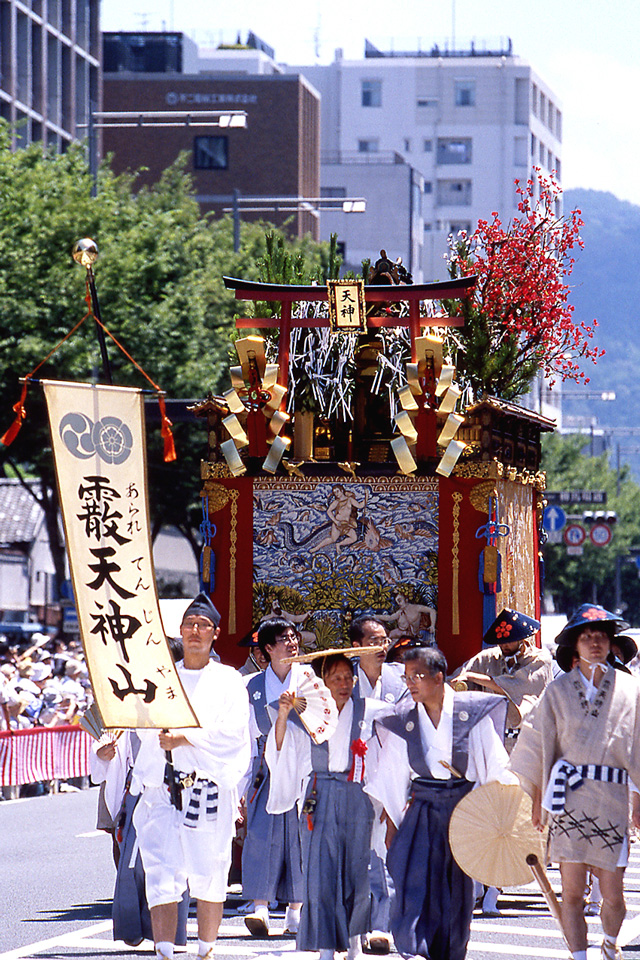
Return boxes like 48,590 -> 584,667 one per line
291,670 -> 339,745
448,781 -> 546,888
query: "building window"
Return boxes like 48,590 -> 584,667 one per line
437,179 -> 472,206
417,96 -> 437,107
437,137 -> 472,164
321,187 -> 347,198
555,157 -> 562,179
358,138 -> 379,154
449,221 -> 471,235
404,138 -> 411,152
193,135 -> 228,170
361,79 -> 382,107
423,181 -> 432,194
423,139 -> 433,152
514,136 -> 527,167
531,82 -> 538,117
531,133 -> 537,157
454,80 -> 475,107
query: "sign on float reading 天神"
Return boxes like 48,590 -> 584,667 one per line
43,380 -> 198,730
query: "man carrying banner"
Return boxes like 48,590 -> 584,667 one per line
131,593 -> 251,960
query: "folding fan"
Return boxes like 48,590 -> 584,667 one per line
291,669 -> 339,745
80,702 -> 122,743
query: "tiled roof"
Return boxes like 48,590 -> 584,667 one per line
0,479 -> 43,545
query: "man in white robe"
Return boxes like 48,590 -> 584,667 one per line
366,647 -> 514,960
131,593 -> 250,960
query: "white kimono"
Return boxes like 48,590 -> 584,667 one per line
132,660 -> 250,906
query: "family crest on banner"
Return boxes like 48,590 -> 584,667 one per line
43,380 -> 198,730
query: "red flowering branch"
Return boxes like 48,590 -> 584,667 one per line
443,169 -> 603,401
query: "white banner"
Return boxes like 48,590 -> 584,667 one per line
43,381 -> 198,730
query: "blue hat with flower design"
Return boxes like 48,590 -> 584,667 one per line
483,608 -> 541,647
554,603 -> 627,649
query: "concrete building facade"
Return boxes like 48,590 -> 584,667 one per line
0,0 -> 100,151
289,40 -> 562,279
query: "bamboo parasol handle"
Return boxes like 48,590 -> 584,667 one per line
526,854 -> 571,950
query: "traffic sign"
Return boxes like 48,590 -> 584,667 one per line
543,505 -> 566,533
564,523 -> 586,547
567,545 -> 584,557
590,522 -> 612,547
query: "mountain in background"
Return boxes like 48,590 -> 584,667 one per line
557,189 -> 640,473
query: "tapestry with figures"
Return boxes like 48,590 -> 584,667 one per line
252,476 -> 439,649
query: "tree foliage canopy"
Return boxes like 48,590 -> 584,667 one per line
0,125 -> 331,600
541,432 -> 640,623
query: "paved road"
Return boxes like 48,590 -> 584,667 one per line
2,786 -> 640,959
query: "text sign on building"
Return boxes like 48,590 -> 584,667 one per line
546,490 -> 607,506
43,381 -> 198,730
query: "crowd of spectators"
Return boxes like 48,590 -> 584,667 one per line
0,633 -> 93,798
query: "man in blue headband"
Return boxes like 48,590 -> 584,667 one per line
131,593 -> 250,960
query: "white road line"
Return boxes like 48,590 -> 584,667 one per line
0,921 -> 112,960
75,830 -> 106,839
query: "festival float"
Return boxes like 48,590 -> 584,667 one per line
194,250 -> 555,671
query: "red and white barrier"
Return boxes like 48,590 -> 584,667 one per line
0,725 -> 91,786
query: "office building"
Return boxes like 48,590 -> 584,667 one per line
0,0 -> 100,151
102,32 -> 320,239
289,39 -> 562,279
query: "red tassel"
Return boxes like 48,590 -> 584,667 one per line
157,394 -> 177,462
306,813 -> 314,831
1,380 -> 29,447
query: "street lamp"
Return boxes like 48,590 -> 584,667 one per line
80,108 -> 248,197
197,193 -> 368,252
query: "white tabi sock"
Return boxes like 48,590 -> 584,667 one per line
155,941 -> 174,960
571,951 -> 587,960
346,933 -> 364,960
318,951 -> 335,960
284,905 -> 300,931
198,939 -> 215,958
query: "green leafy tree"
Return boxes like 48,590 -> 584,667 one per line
0,127 -> 329,604
541,433 -> 640,622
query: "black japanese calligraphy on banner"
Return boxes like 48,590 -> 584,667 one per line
43,381 -> 198,729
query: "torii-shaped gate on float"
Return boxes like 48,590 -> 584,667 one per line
223,274 -> 476,462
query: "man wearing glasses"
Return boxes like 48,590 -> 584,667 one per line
131,592 -> 250,960
366,647 -> 514,960
241,618 -> 306,938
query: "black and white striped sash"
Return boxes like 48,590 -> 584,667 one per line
183,779 -> 219,828
543,759 -> 628,814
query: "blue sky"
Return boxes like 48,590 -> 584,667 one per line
100,0 -> 640,206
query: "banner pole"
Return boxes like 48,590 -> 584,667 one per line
72,238 -> 113,386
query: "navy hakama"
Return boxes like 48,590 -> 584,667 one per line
387,777 -> 473,960
298,773 -> 373,952
297,697 -> 373,953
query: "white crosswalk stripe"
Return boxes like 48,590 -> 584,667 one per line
4,847 -> 640,960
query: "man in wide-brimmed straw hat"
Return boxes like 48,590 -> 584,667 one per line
511,603 -> 640,960
451,608 -> 553,755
